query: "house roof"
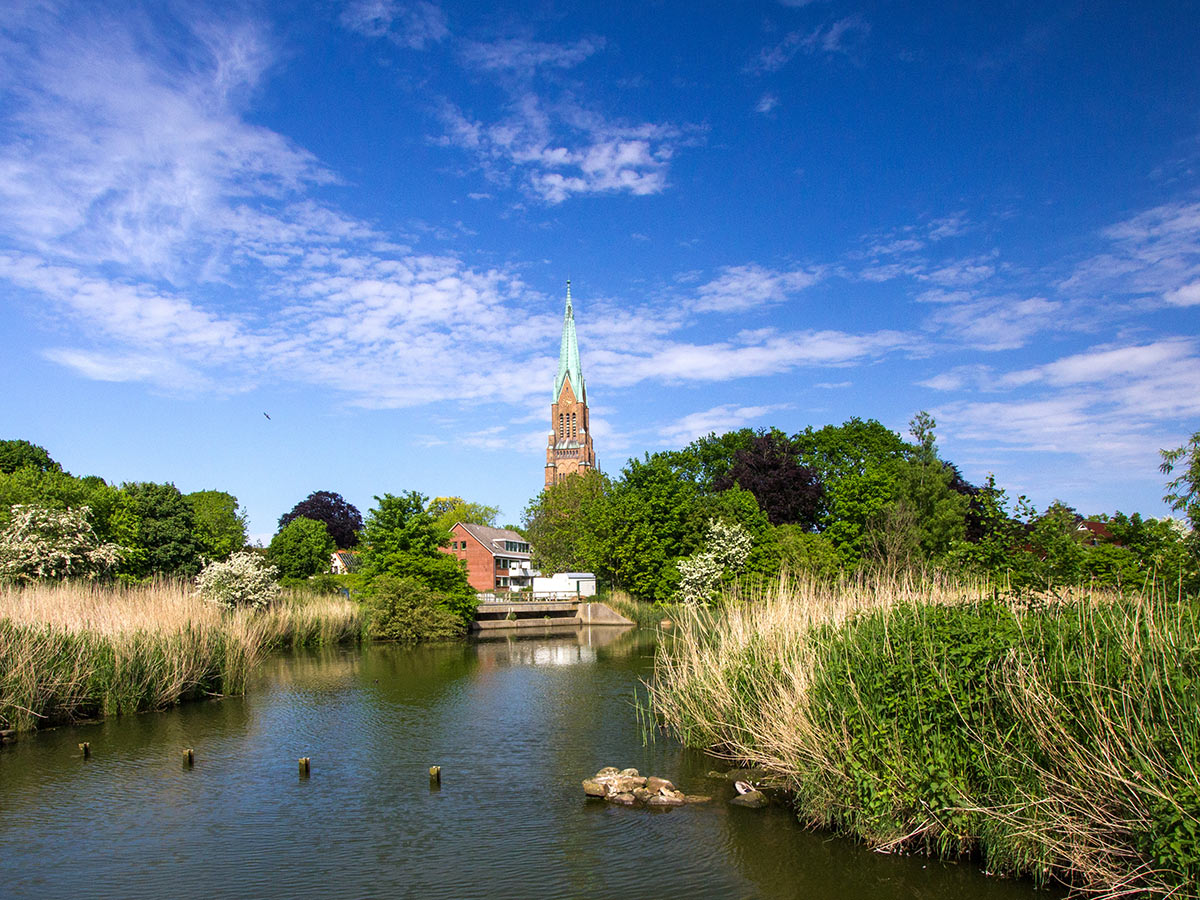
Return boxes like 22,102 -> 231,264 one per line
331,549 -> 361,572
456,522 -> 531,559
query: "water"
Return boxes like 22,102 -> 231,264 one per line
0,627 -> 1055,899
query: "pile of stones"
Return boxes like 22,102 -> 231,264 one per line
582,767 -> 699,808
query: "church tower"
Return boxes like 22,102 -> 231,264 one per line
545,281 -> 597,488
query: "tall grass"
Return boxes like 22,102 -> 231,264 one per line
0,581 -> 365,733
649,573 -> 1200,899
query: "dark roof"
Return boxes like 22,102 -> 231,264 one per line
456,523 -> 532,559
332,549 -> 361,572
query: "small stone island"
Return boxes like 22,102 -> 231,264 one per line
582,766 -> 705,808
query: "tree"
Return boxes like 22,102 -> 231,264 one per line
359,492 -> 475,621
713,432 -> 824,528
121,482 -> 203,578
666,428 -> 759,491
426,496 -> 500,535
1161,432 -> 1200,530
676,519 -> 753,605
278,491 -> 363,549
591,455 -> 702,602
267,517 -> 336,579
0,440 -> 61,474
775,526 -> 842,581
365,575 -> 467,642
195,552 -> 280,609
522,470 -> 610,572
186,490 -> 248,561
0,505 -> 124,582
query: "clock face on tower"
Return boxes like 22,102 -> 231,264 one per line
545,281 -> 596,488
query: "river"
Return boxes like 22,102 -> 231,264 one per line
0,626 -> 1055,899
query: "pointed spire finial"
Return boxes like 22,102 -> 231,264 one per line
566,278 -> 572,307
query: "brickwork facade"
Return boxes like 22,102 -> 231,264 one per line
544,283 -> 596,488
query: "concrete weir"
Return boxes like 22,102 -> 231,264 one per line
472,600 -> 634,630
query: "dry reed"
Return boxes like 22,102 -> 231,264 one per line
0,580 -> 364,733
649,573 -> 1200,899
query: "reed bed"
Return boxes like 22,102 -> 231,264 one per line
0,581 -> 365,733
649,574 -> 1200,899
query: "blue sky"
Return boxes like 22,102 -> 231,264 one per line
2,0 -> 1198,542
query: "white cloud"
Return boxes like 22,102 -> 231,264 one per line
459,36 -> 604,74
755,93 -> 780,114
924,295 -> 1068,351
437,94 -> 685,204
340,0 -> 449,49
693,263 -> 821,312
659,404 -> 785,446
748,15 -> 870,73
1165,281 -> 1200,306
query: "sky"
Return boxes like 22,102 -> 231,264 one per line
1,0 -> 1198,543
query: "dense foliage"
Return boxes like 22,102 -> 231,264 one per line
523,414 -> 1198,602
195,551 -> 281,609
359,491 -> 476,622
186,490 -> 248,561
268,517 -> 336,579
653,583 -> 1200,899
278,490 -> 363,549
365,575 -> 467,642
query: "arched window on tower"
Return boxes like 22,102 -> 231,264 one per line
558,413 -> 564,439
571,412 -> 577,438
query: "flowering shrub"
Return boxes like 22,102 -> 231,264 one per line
676,519 -> 752,605
195,551 -> 281,610
0,505 -> 124,582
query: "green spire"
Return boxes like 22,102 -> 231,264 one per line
554,280 -> 585,402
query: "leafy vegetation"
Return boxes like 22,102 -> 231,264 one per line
650,577 -> 1200,899
364,575 -> 467,642
268,516 -> 336,579
277,490 -> 363,549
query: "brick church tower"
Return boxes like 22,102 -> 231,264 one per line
545,281 -> 596,488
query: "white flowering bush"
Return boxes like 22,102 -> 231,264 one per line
195,551 -> 281,610
676,519 -> 753,605
0,505 -> 124,582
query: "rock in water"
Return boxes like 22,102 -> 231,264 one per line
582,779 -> 608,798
645,776 -> 676,793
730,790 -> 768,809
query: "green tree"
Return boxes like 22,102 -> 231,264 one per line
120,482 -> 204,578
775,525 -> 842,580
665,428 -> 760,491
522,470 -> 610,572
186,490 -> 248,561
278,491 -> 363,548
592,455 -> 701,602
267,517 -> 336,579
0,439 -> 61,474
426,496 -> 500,535
359,492 -> 475,621
713,431 -> 824,528
365,575 -> 467,642
1161,432 -> 1200,530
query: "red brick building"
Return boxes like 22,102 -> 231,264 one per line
545,281 -> 596,488
442,522 -> 533,593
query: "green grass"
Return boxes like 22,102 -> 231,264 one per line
649,575 -> 1200,899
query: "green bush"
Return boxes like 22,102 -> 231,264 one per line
365,575 -> 466,643
195,551 -> 280,610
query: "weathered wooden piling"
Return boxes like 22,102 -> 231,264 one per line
78,742 -> 90,759
183,748 -> 195,767
429,765 -> 441,785
299,756 -> 311,777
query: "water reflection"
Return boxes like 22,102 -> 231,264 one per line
0,629 -> 1054,900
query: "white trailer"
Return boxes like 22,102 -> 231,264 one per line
532,572 -> 597,599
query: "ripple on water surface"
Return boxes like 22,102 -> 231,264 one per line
0,630 -> 1059,900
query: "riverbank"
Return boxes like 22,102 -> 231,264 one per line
649,575 -> 1200,899
0,580 -> 365,734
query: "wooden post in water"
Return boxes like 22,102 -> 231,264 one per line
78,742 -> 90,759
429,765 -> 441,785
299,757 -> 311,777
183,748 -> 195,768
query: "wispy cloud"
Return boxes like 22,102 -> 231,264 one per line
437,94 -> 685,203
459,36 -> 604,75
659,404 -> 786,446
755,93 -> 780,114
340,0 -> 449,49
748,15 -> 870,73
693,263 -> 822,312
